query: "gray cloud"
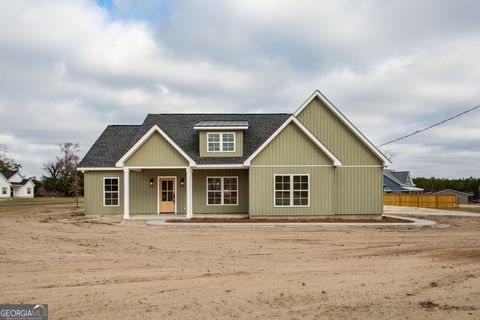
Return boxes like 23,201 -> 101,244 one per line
0,0 -> 479,179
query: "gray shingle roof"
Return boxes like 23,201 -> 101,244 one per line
79,125 -> 141,167
384,169 -> 411,185
11,179 -> 31,186
1,171 -> 17,179
79,114 -> 290,167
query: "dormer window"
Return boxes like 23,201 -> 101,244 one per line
207,132 -> 235,152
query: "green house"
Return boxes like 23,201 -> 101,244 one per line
78,91 -> 391,219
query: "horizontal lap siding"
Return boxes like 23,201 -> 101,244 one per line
334,167 -> 383,214
249,167 -> 334,216
130,169 -> 186,214
192,169 -> 249,214
84,171 -> 123,215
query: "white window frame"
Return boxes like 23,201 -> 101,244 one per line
103,177 -> 120,207
273,174 -> 310,208
2,187 -> 7,195
206,176 -> 239,206
27,188 -> 32,195
207,132 -> 236,153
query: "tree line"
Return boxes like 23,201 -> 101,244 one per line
413,177 -> 480,199
0,142 -> 83,197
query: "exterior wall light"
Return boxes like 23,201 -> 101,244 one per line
149,178 -> 154,188
180,178 -> 185,187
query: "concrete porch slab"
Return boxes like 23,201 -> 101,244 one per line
144,214 -> 436,227
130,213 -> 249,221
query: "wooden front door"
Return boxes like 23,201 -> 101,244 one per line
159,178 -> 175,213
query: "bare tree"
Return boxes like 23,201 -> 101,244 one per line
0,144 -> 22,172
59,142 -> 80,179
42,142 -> 81,196
43,159 -> 62,180
69,172 -> 80,208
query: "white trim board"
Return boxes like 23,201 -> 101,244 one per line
293,90 -> 391,166
78,167 -> 122,172
0,173 -> 12,186
244,115 -> 342,167
273,174 -> 310,208
103,177 -> 120,207
116,125 -> 196,167
194,164 -> 248,169
207,132 -> 236,153
206,176 -> 239,206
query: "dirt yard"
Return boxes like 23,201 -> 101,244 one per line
0,203 -> 479,319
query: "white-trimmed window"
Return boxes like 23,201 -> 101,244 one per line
207,133 -> 235,152
2,187 -> 7,195
207,177 -> 238,205
27,188 -> 32,195
104,177 -> 119,207
274,174 -> 309,207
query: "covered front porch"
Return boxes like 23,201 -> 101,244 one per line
122,167 -> 192,219
122,167 -> 249,219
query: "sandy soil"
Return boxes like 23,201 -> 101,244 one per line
0,203 -> 479,319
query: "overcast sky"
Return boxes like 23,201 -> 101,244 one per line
0,0 -> 479,179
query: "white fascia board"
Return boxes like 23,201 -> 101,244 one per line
8,172 -> 23,183
0,173 -> 12,186
194,164 -> 248,169
383,172 -> 404,186
244,115 -> 342,167
292,118 -> 342,167
193,126 -> 249,130
244,115 -> 295,166
77,167 -> 122,171
293,90 -> 392,166
115,125 -> 196,167
24,179 -> 35,187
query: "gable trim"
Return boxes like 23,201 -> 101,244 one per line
244,115 -> 342,167
116,125 -> 196,167
383,173 -> 403,186
77,167 -> 122,172
0,173 -> 12,186
294,90 -> 392,166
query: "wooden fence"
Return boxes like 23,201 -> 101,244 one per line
384,194 -> 457,209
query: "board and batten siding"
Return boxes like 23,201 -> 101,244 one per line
198,130 -> 243,157
192,169 -> 249,214
84,171 -> 123,215
334,167 -> 384,214
130,169 -> 186,214
296,97 -> 383,166
249,98 -> 384,216
252,123 -> 332,165
84,169 -> 187,215
125,132 -> 189,167
249,121 -> 335,216
249,167 -> 334,216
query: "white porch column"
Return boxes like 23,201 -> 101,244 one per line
186,166 -> 193,219
123,168 -> 130,220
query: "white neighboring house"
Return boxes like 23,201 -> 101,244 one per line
0,171 -> 35,198
0,172 -> 11,198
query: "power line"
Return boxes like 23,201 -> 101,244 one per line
377,104 -> 480,147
